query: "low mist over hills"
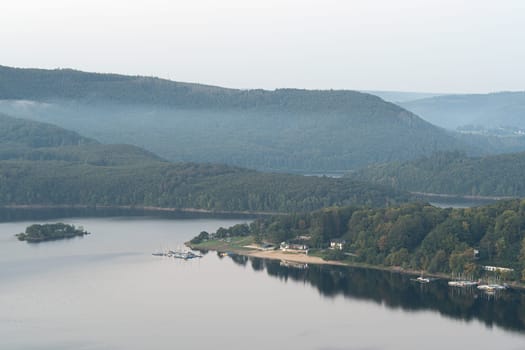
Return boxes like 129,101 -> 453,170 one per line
401,91 -> 525,131
364,91 -> 444,103
0,65 -> 494,172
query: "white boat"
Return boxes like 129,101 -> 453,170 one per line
477,284 -> 507,292
448,280 -> 478,287
169,250 -> 202,260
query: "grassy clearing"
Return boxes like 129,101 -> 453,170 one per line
188,236 -> 255,252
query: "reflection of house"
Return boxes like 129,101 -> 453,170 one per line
280,242 -> 309,254
482,265 -> 514,273
280,260 -> 308,269
330,239 -> 346,250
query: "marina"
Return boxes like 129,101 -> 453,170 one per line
151,249 -> 203,260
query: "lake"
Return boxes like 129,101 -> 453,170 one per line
1,209 -> 524,350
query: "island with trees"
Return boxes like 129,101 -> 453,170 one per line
16,223 -> 90,243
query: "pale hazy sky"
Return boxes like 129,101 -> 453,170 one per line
1,0 -> 524,93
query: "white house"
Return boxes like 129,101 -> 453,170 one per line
280,242 -> 309,254
330,239 -> 346,250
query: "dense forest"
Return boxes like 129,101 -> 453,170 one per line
0,65 -> 497,172
0,114 -> 409,212
0,113 -> 94,147
349,151 -> 525,197
0,160 -> 408,212
209,200 -> 525,279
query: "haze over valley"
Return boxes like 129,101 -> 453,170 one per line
1,65 -> 525,173
2,2 -> 525,349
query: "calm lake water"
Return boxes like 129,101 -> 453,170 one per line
1,209 -> 524,350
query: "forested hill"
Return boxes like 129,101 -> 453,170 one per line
0,65 -> 473,172
401,91 -> 525,130
0,113 -> 94,147
349,151 -> 525,197
0,113 -> 161,165
0,66 -> 454,113
0,114 -> 409,212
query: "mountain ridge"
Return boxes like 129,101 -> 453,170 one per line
0,65 -> 522,172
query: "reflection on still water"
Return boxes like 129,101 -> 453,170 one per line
227,254 -> 525,333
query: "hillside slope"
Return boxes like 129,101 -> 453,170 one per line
349,151 -> 525,197
0,65 -> 475,172
0,114 -> 409,212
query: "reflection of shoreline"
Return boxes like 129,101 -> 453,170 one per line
411,192 -> 514,201
0,205 -> 263,223
0,204 -> 276,217
191,241 -> 525,291
191,241 -> 451,279
231,255 -> 525,334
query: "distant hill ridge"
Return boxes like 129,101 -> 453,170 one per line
401,91 -> 525,130
1,65 -> 524,171
0,65 -> 429,117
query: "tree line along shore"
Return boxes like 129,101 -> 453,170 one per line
188,199 -> 525,286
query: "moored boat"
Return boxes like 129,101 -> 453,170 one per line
448,280 -> 478,287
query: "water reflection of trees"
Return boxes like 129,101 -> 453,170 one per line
227,255 -> 525,333
0,207 -> 253,223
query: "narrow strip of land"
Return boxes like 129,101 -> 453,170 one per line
0,204 -> 280,216
245,250 -> 347,266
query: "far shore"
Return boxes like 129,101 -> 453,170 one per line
0,204 -> 280,217
411,192 -> 514,201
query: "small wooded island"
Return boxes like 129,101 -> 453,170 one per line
16,223 -> 90,243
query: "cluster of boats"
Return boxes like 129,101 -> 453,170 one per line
152,249 -> 202,260
448,280 -> 509,293
412,276 -> 510,293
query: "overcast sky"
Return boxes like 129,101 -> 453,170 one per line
1,0 -> 524,93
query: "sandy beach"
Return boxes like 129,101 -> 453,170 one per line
245,249 -> 347,266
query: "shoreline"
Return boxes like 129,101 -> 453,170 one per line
187,241 -> 436,275
411,192 -> 514,201
246,249 -> 348,266
0,204 -> 280,217
187,241 -> 525,290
